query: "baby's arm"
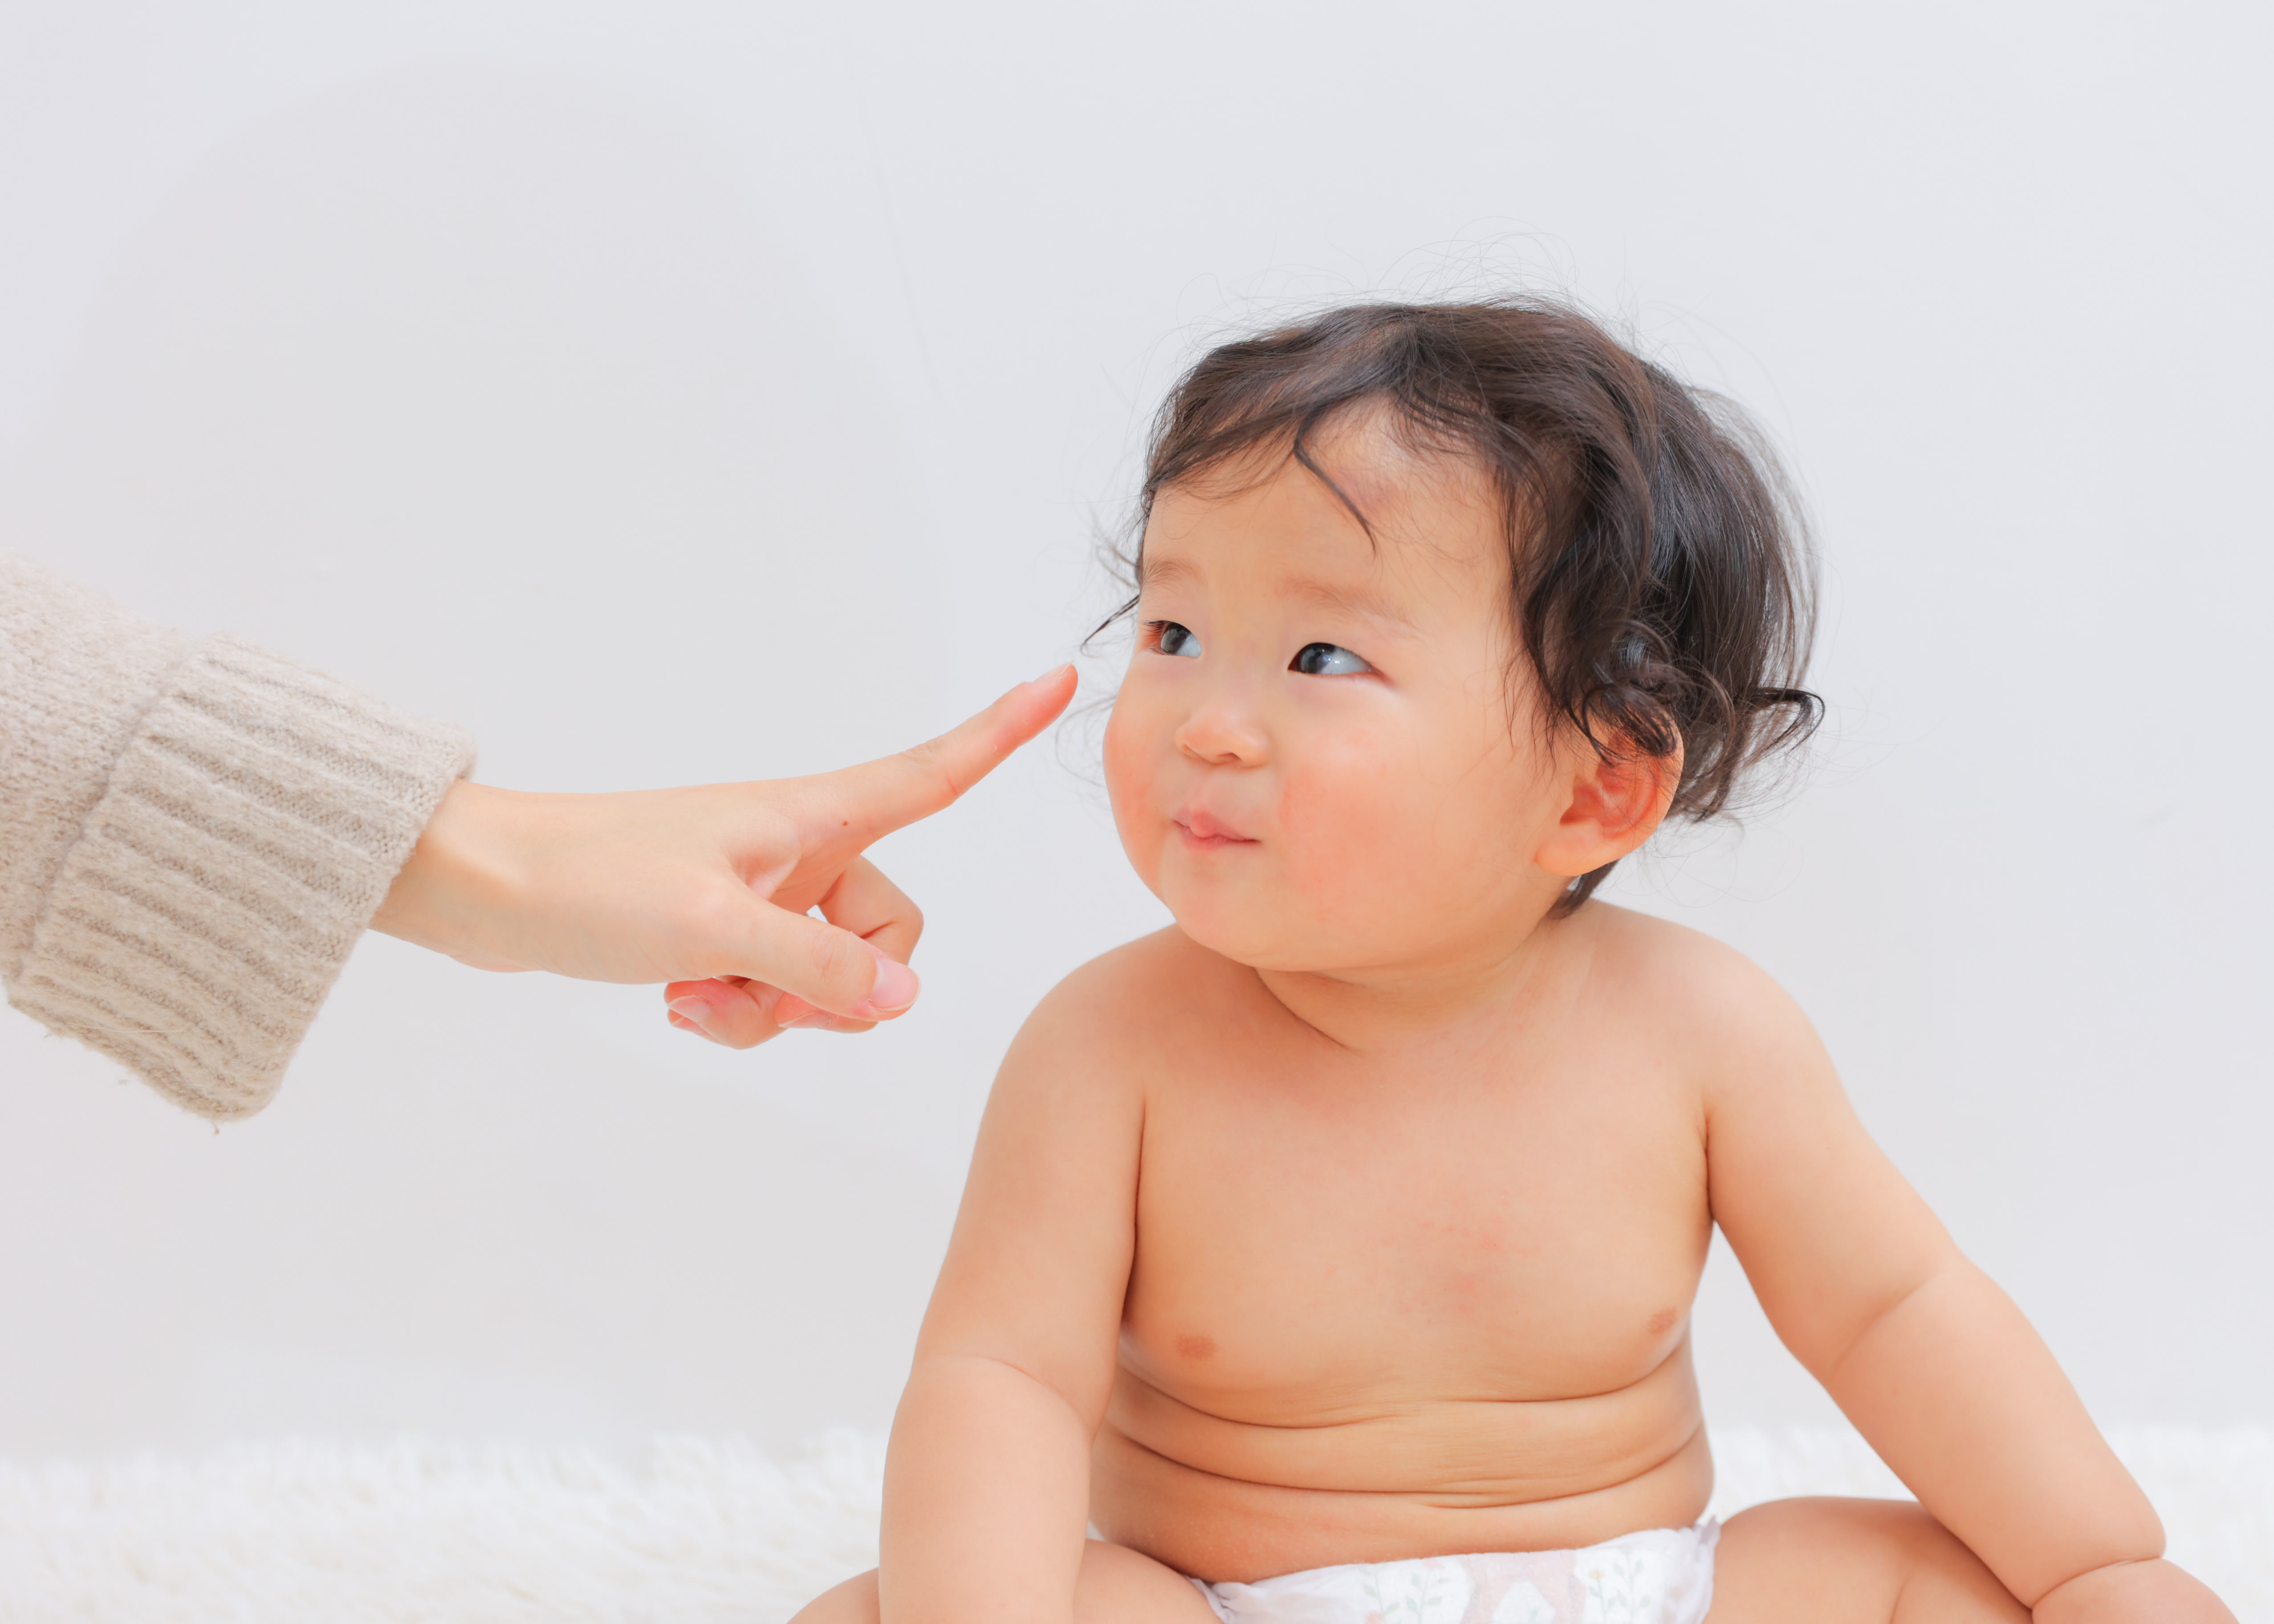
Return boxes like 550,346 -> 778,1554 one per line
1701,954 -> 2230,1623
879,963 -> 1143,1624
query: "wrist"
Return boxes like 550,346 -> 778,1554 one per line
370,779 -> 526,964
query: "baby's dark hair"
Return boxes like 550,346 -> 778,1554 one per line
1111,298 -> 1821,914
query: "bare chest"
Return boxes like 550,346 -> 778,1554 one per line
1121,1048 -> 1712,1414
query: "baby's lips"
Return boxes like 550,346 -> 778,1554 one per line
1174,805 -> 1259,842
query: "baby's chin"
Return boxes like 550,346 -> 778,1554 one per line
1159,893 -> 1363,977
1139,845 -> 1383,973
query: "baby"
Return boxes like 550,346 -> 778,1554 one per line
794,302 -> 2234,1624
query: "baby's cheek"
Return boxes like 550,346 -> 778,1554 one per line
1274,748 -> 1419,928
1102,701 -> 1166,874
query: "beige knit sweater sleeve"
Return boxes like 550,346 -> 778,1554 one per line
0,556 -> 475,1120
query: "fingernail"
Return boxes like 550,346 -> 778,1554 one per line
862,958 -> 919,1015
668,997 -> 719,1040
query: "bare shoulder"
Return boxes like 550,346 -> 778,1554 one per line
1000,925 -> 1247,1081
1577,902 -> 1828,1090
1580,901 -> 1786,1012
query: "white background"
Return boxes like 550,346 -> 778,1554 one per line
0,1 -> 2266,1462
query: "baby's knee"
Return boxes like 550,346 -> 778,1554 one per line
1716,1498 -> 2026,1622
789,1568 -> 880,1624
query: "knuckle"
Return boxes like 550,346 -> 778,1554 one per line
898,738 -> 969,802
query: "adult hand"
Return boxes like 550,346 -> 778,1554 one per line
371,666 -> 1077,1048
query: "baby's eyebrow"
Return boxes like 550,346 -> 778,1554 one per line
1281,575 -> 1419,632
1140,554 -> 1419,633
1139,555 -> 1202,593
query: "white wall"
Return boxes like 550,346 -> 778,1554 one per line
0,0 -> 2266,1460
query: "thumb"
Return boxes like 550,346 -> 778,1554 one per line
720,897 -> 921,1020
818,663 -> 1077,844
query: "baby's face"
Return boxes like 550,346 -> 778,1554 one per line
1106,418 -> 1579,977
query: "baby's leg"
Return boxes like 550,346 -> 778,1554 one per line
791,1540 -> 1220,1624
1708,1498 -> 2027,1623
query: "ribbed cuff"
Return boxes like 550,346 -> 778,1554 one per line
9,636 -> 475,1120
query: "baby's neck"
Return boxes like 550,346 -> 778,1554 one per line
1251,908 -> 1593,1061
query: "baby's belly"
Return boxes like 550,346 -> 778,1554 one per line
1090,1348 -> 1712,1584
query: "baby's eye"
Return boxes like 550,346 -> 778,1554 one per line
1150,621 -> 1203,658
1290,642 -> 1373,677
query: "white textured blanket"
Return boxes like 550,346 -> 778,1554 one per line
0,1428 -> 2266,1622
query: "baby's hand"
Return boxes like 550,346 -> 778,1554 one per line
2032,1557 -> 2235,1624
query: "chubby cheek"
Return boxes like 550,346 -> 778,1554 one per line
1271,747 -> 1416,934
1102,695 -> 1171,889
1273,724 -> 1529,948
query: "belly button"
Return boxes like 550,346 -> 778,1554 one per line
1175,1333 -> 1217,1361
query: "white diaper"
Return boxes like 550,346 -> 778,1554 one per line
1186,1522 -> 1718,1624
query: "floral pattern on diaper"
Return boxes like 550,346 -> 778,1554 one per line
1194,1523 -> 1715,1624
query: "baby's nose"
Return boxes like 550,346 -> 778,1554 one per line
1173,699 -> 1269,766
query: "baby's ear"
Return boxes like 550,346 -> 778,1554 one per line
1534,732 -> 1684,880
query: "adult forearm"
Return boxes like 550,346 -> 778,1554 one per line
880,1353 -> 1095,1624
0,555 -> 472,1118
1821,1260 -> 2162,1607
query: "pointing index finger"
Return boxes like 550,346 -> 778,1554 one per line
819,664 -> 1077,843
